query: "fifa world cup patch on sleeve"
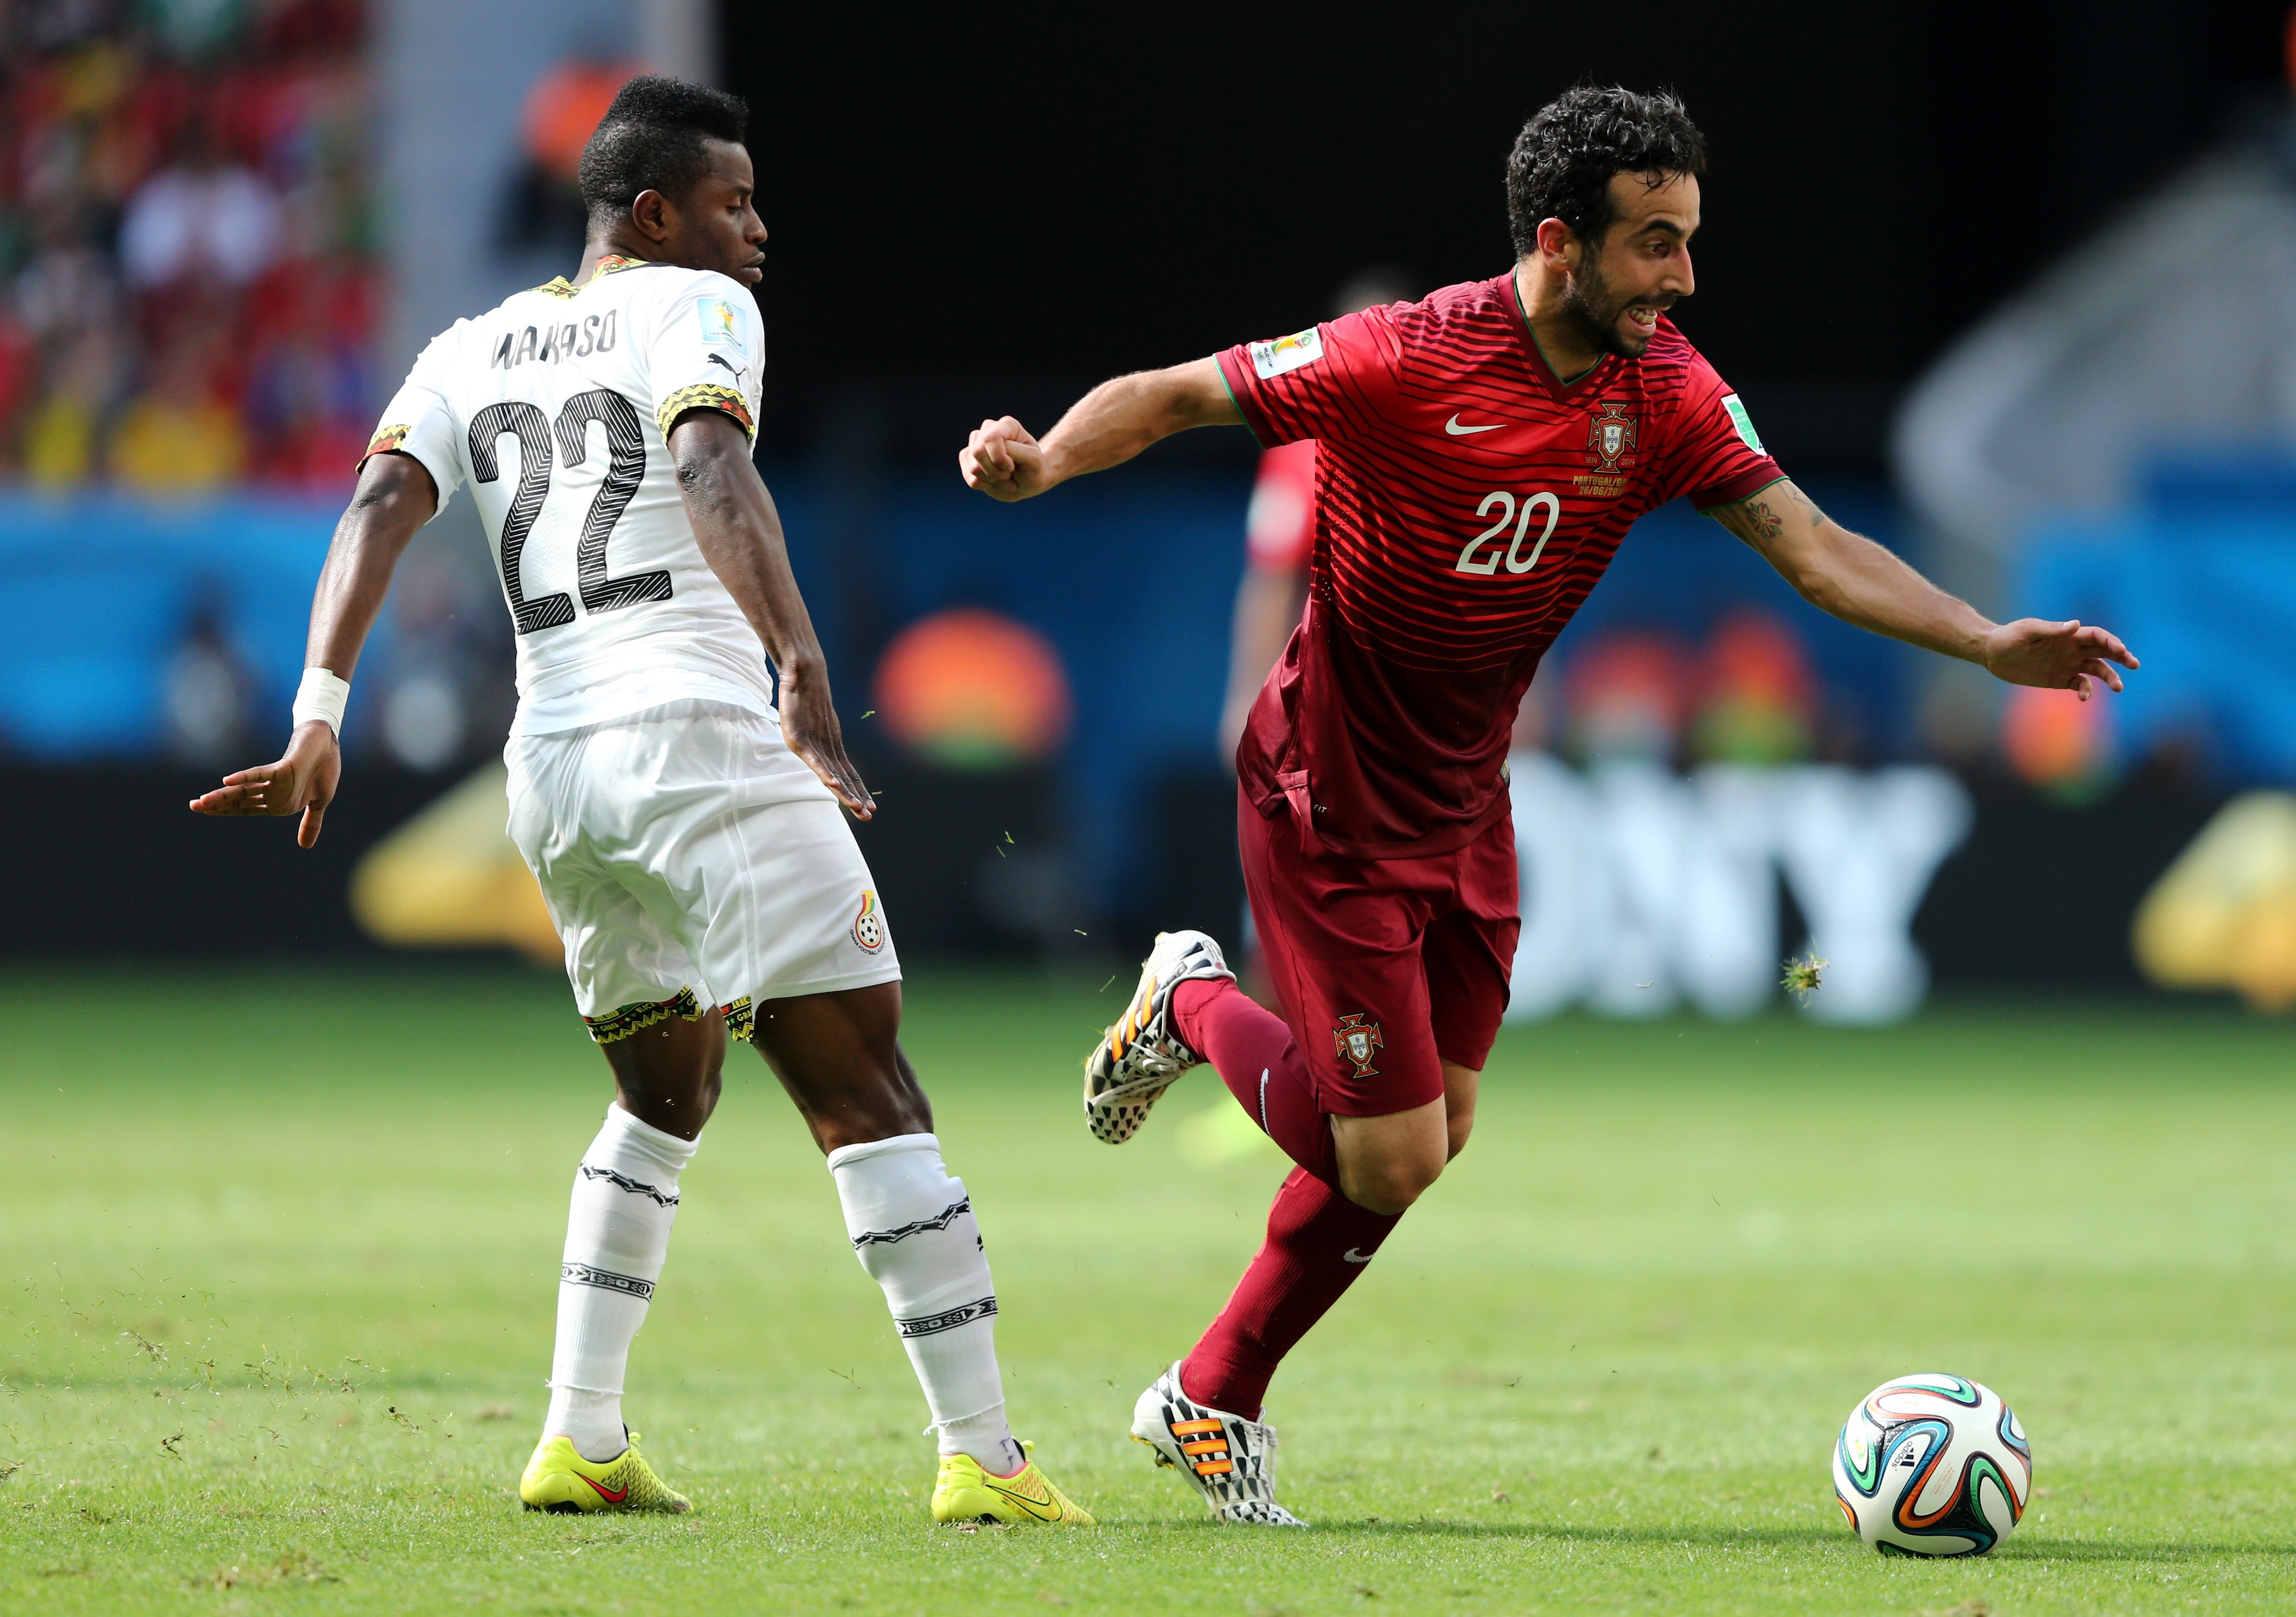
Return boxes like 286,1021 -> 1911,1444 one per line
1250,328 -> 1324,379
1721,392 -> 1764,454
697,296 -> 751,359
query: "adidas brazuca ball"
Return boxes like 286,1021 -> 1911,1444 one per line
1833,1372 -> 2031,1556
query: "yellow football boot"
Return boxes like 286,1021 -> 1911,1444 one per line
519,1431 -> 691,1514
931,1442 -> 1093,1526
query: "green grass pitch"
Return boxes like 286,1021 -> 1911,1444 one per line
2,965 -> 2292,1614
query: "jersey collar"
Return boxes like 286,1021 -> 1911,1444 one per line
1506,268 -> 1613,403
538,254 -> 652,299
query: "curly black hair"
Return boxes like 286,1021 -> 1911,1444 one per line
578,75 -> 751,224
1505,86 -> 1705,258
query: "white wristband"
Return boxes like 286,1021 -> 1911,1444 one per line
292,668 -> 352,735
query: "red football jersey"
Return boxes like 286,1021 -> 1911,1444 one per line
1217,272 -> 1784,858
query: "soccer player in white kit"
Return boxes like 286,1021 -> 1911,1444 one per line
191,77 -> 1090,1527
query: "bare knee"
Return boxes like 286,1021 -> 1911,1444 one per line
1331,1120 -> 1449,1215
1339,1150 -> 1444,1214
603,1012 -> 727,1140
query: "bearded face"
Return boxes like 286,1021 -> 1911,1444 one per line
1560,246 -> 1671,360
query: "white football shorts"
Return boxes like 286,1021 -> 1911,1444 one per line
504,699 -> 900,1043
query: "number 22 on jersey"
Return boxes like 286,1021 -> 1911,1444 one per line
1456,490 -> 1561,576
470,389 -> 670,635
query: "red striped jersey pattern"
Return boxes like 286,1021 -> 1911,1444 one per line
1217,272 -> 1783,858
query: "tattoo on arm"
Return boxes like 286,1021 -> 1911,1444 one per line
1710,496 -> 1786,545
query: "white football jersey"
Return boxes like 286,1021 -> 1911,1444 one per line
367,255 -> 772,734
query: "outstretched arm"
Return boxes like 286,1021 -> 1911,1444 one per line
188,449 -> 438,845
669,408 -> 873,818
1708,479 -> 2139,699
959,357 -> 1240,501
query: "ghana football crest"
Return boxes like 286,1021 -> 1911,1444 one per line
851,890 -> 885,953
1333,1013 -> 1383,1079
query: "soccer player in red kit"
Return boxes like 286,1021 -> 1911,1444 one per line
960,86 -> 2136,1526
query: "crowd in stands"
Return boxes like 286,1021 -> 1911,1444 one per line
0,0 -> 376,495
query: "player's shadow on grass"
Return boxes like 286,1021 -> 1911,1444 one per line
1339,1521 -> 2296,1562
1336,1519 -> 1840,1548
1994,1539 -> 2296,1565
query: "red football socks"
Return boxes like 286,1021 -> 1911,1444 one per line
1171,977 -> 1336,1181
1181,1166 -> 1402,1419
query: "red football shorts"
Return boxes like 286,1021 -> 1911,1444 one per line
1237,786 -> 1520,1117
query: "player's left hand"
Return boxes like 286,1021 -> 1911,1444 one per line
960,417 -> 1050,501
778,672 -> 875,819
187,721 -> 342,846
1979,618 -> 2139,702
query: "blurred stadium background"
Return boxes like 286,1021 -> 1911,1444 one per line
6,0 -> 2296,1020
9,7 -> 2296,1612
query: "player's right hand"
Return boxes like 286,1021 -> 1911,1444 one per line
188,721 -> 342,848
960,417 -> 1049,501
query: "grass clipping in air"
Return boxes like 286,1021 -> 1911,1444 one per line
3,966 -> 2294,1614
1781,951 -> 1828,1000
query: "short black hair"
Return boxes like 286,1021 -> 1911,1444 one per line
578,75 -> 751,223
1505,86 -> 1705,258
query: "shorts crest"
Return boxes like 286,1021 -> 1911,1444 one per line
1333,1012 -> 1383,1079
852,889 -> 885,953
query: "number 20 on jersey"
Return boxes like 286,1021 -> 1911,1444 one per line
1456,490 -> 1560,576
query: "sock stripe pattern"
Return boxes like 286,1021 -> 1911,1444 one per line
827,1132 -> 1020,1473
558,1262 -> 655,1301
852,1197 -> 971,1247
896,1295 -> 997,1337
577,1164 -> 679,1208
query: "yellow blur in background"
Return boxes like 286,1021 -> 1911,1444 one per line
2133,790 -> 2296,1012
349,763 -> 560,964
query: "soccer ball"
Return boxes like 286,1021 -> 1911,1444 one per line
1832,1372 -> 2030,1556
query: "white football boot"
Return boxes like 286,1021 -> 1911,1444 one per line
1081,930 -> 1234,1144
1129,1360 -> 1306,1526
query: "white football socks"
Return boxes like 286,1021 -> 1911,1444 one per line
544,1104 -> 697,1461
826,1132 -> 1022,1475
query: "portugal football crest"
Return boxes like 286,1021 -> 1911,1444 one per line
852,890 -> 885,953
1587,401 -> 1638,472
1333,1013 -> 1383,1079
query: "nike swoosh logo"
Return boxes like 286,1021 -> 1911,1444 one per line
989,1479 -> 1062,1520
581,1476 -> 629,1503
1445,414 -> 1503,436
1342,1247 -> 1374,1264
